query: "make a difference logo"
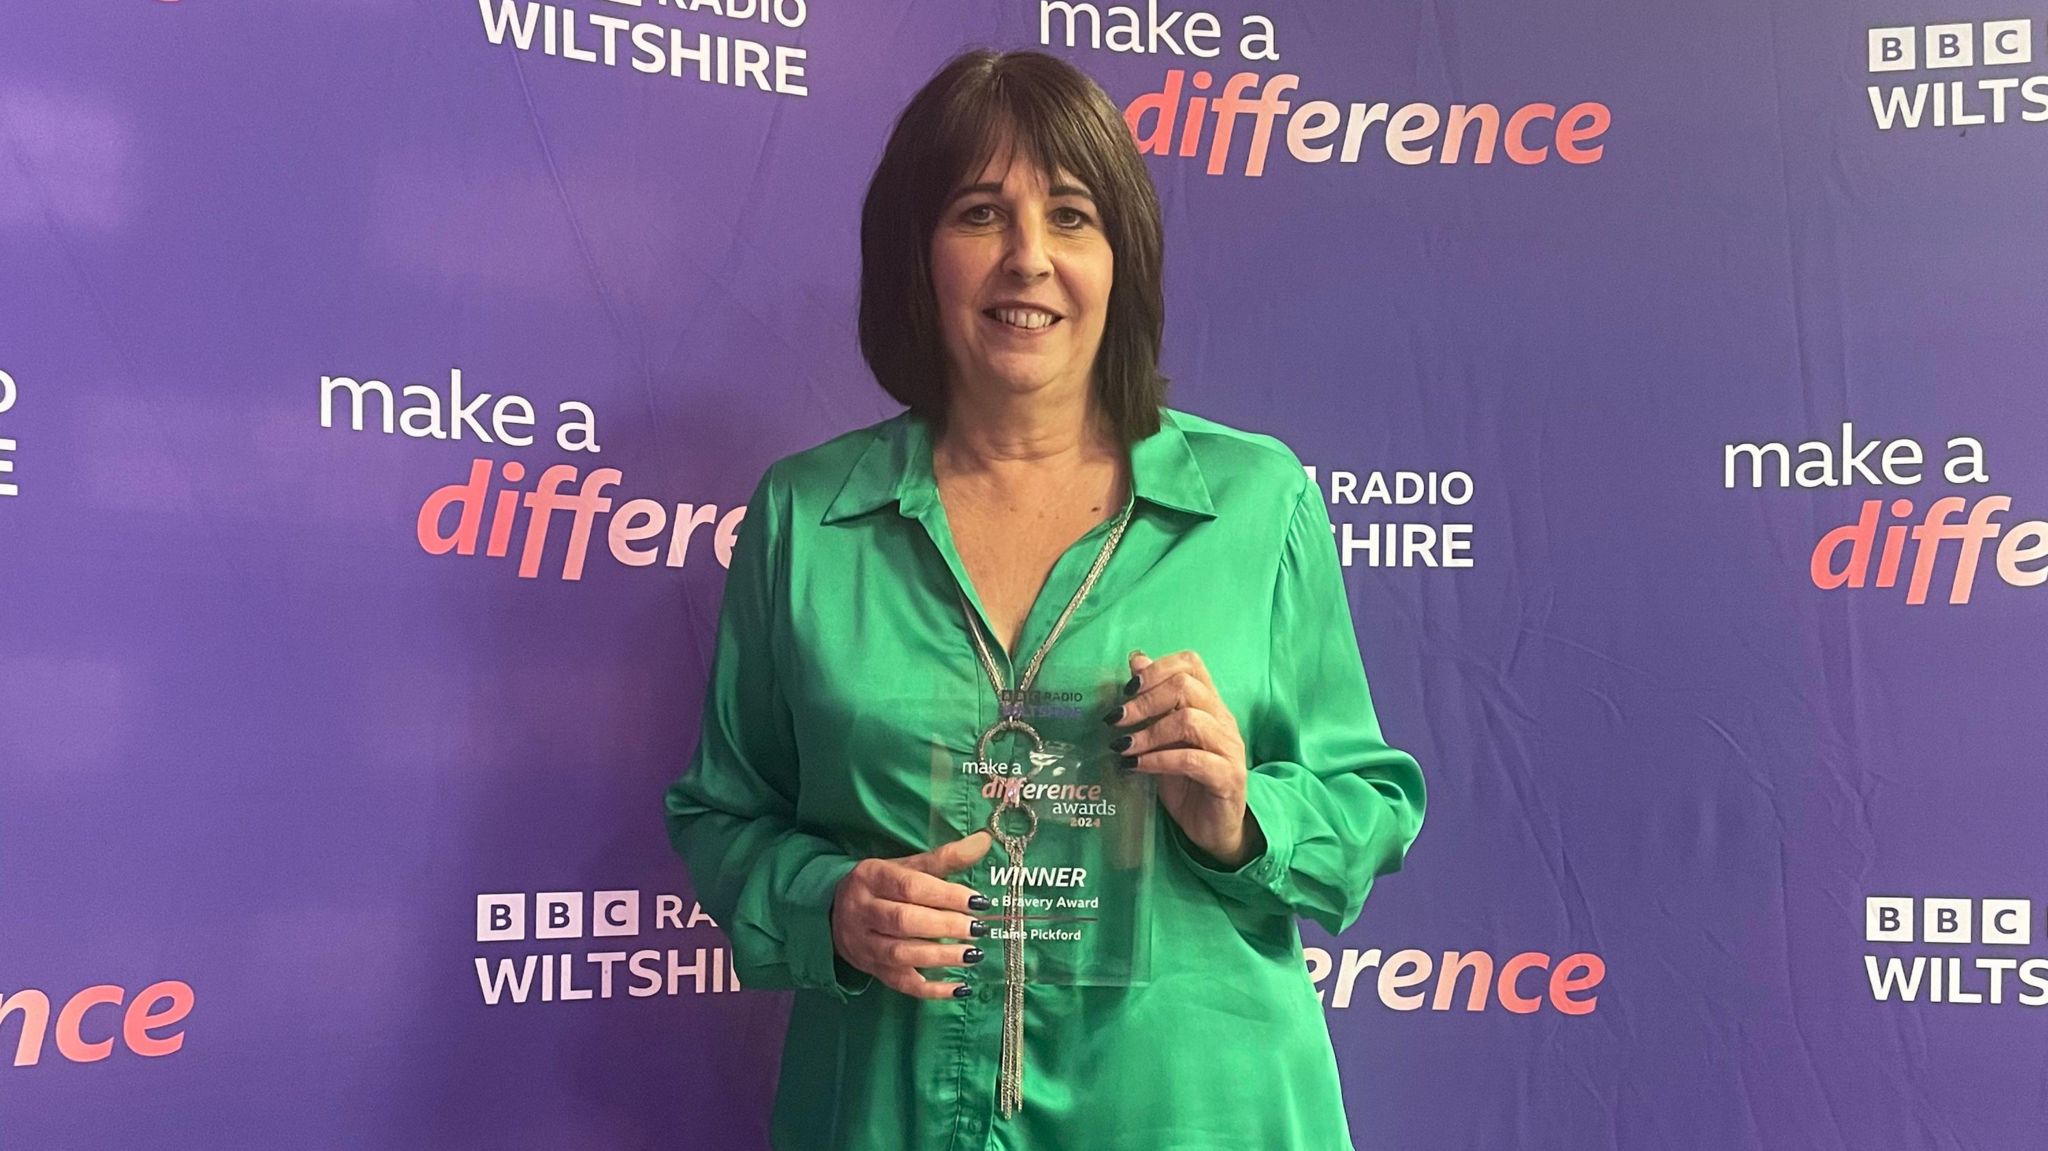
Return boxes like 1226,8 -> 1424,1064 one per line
1039,1 -> 1612,175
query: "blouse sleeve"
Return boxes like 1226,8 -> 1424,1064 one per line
1168,476 -> 1427,935
664,465 -> 866,998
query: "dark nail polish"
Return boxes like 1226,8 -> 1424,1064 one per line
953,984 -> 975,999
1101,705 -> 1123,725
970,920 -> 990,937
964,947 -> 985,965
1119,755 -> 1138,770
1110,734 -> 1132,753
967,893 -> 992,912
1122,674 -> 1141,697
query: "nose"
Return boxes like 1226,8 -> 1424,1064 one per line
1001,214 -> 1052,282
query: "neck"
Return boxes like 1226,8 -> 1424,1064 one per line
933,387 -> 1116,480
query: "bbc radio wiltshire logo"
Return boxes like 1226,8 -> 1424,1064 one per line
477,0 -> 813,98
1865,896 -> 2048,1006
1302,462 -> 1477,572
1865,18 -> 2048,129
0,368 -> 19,500
473,889 -> 744,1005
1041,2 -> 1612,174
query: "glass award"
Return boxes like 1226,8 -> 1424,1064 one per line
929,663 -> 1155,987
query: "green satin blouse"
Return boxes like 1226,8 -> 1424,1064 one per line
665,406 -> 1425,1150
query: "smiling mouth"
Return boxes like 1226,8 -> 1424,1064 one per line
983,308 -> 1063,331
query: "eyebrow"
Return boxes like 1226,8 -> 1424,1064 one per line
945,181 -> 1097,205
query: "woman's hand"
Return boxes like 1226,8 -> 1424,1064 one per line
1108,650 -> 1266,868
830,831 -> 994,999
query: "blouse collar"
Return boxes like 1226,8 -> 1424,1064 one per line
822,407 -> 1217,525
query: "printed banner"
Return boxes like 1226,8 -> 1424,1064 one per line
1,1 -> 2043,1147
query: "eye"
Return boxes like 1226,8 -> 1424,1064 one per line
959,203 -> 1000,226
1052,206 -> 1094,229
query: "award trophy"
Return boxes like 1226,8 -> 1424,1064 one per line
929,667 -> 1156,989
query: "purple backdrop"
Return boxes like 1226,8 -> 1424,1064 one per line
4,1 -> 2045,1147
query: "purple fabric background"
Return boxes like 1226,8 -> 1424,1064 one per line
3,1 -> 2044,1147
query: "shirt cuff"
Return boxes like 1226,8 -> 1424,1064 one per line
1167,771 -> 1294,909
787,852 -> 871,999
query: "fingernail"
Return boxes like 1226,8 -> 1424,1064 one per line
964,947 -> 985,964
1122,674 -> 1140,697
1119,755 -> 1138,770
1101,705 -> 1123,725
953,984 -> 975,999
1110,734 -> 1132,753
970,920 -> 990,937
967,893 -> 991,912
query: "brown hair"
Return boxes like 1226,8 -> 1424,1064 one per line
857,49 -> 1168,446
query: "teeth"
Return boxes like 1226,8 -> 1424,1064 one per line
993,309 -> 1057,330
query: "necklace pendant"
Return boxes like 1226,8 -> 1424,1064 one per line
1000,838 -> 1027,1117
952,498 -> 1134,1120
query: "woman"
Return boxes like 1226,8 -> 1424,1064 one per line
666,48 -> 1425,1151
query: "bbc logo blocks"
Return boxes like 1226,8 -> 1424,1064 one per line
477,891 -> 642,942
1868,20 -> 2034,72
1865,897 -> 2033,945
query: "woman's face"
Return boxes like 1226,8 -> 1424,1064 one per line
929,142 -> 1113,413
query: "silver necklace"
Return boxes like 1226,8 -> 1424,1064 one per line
956,493 -> 1134,1118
